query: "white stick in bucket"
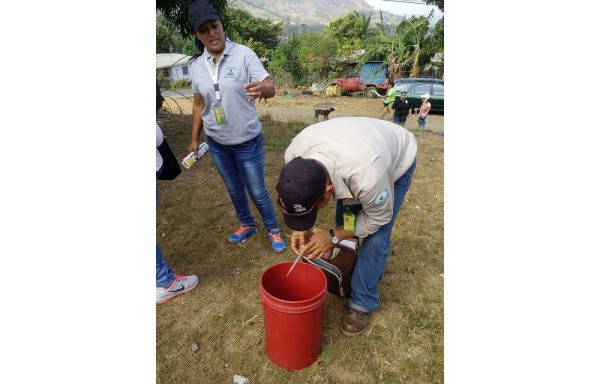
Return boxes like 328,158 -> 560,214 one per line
286,253 -> 303,276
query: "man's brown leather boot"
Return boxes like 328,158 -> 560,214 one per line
341,308 -> 371,336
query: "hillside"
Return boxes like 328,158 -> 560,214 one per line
230,0 -> 404,29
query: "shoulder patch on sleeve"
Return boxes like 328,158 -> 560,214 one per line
374,189 -> 390,205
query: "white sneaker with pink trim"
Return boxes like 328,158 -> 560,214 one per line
156,274 -> 199,304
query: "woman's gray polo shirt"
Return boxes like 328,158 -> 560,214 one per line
190,40 -> 269,145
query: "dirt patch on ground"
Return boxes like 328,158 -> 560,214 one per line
163,92 -> 444,133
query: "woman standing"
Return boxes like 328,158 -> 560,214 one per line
157,87 -> 199,304
391,91 -> 412,125
186,0 -> 286,252
417,93 -> 431,132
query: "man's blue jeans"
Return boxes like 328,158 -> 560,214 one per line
156,170 -> 175,288
394,115 -> 407,125
207,133 -> 278,232
335,160 -> 417,313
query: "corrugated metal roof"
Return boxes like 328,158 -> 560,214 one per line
156,53 -> 193,69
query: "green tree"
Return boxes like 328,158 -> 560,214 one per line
420,17 -> 444,76
325,11 -> 373,56
361,24 -> 411,80
361,14 -> 430,79
356,12 -> 375,40
269,34 -> 303,85
297,33 -> 341,82
398,15 -> 431,77
226,8 -> 282,59
156,12 -> 187,53
182,37 -> 200,56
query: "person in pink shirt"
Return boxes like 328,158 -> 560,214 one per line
417,93 -> 431,132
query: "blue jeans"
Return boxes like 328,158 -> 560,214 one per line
156,243 -> 175,288
156,168 -> 176,288
335,160 -> 417,313
207,133 -> 278,232
418,116 -> 427,131
394,115 -> 407,125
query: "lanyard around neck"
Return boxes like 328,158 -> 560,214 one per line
204,55 -> 221,101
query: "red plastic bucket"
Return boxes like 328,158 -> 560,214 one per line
260,261 -> 328,370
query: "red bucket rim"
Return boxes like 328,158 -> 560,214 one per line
260,261 -> 327,306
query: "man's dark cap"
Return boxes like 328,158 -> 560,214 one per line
188,0 -> 220,31
275,157 -> 326,231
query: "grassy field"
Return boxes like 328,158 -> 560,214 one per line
156,111 -> 444,383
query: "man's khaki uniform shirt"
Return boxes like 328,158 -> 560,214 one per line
284,117 -> 417,238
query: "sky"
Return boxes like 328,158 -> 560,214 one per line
365,0 -> 443,23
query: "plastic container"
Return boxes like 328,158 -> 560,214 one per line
182,142 -> 210,169
260,261 -> 327,370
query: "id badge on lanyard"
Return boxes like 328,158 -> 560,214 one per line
205,57 -> 227,125
343,206 -> 356,232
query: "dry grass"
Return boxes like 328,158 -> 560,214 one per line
156,111 -> 443,383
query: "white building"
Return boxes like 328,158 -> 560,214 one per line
156,53 -> 193,82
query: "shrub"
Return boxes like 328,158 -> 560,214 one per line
170,79 -> 191,89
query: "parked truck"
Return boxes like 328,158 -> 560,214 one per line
330,61 -> 390,98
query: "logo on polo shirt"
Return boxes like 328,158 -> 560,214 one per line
374,189 -> 389,205
224,67 -> 237,78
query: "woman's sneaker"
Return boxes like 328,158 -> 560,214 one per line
267,228 -> 287,253
156,274 -> 199,304
228,225 -> 257,244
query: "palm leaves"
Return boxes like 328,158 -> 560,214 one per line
360,15 -> 431,80
354,11 -> 372,39
361,24 -> 409,80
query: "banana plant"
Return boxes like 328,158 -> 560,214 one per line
400,11 -> 434,77
360,22 -> 412,80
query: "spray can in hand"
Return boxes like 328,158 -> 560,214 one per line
182,142 -> 210,169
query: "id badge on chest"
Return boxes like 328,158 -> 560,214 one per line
214,105 -> 227,125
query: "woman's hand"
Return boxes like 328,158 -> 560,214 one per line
244,81 -> 264,101
244,78 -> 274,101
187,140 -> 199,158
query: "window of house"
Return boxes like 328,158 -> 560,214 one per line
182,66 -> 189,75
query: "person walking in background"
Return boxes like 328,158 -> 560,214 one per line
275,117 -> 417,336
417,93 -> 431,132
391,91 -> 412,125
156,88 -> 199,304
186,0 -> 286,252
378,81 -> 396,119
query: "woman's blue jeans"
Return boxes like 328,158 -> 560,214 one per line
418,116 -> 427,131
335,160 -> 417,313
207,133 -> 278,232
156,168 -> 176,288
156,243 -> 175,288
